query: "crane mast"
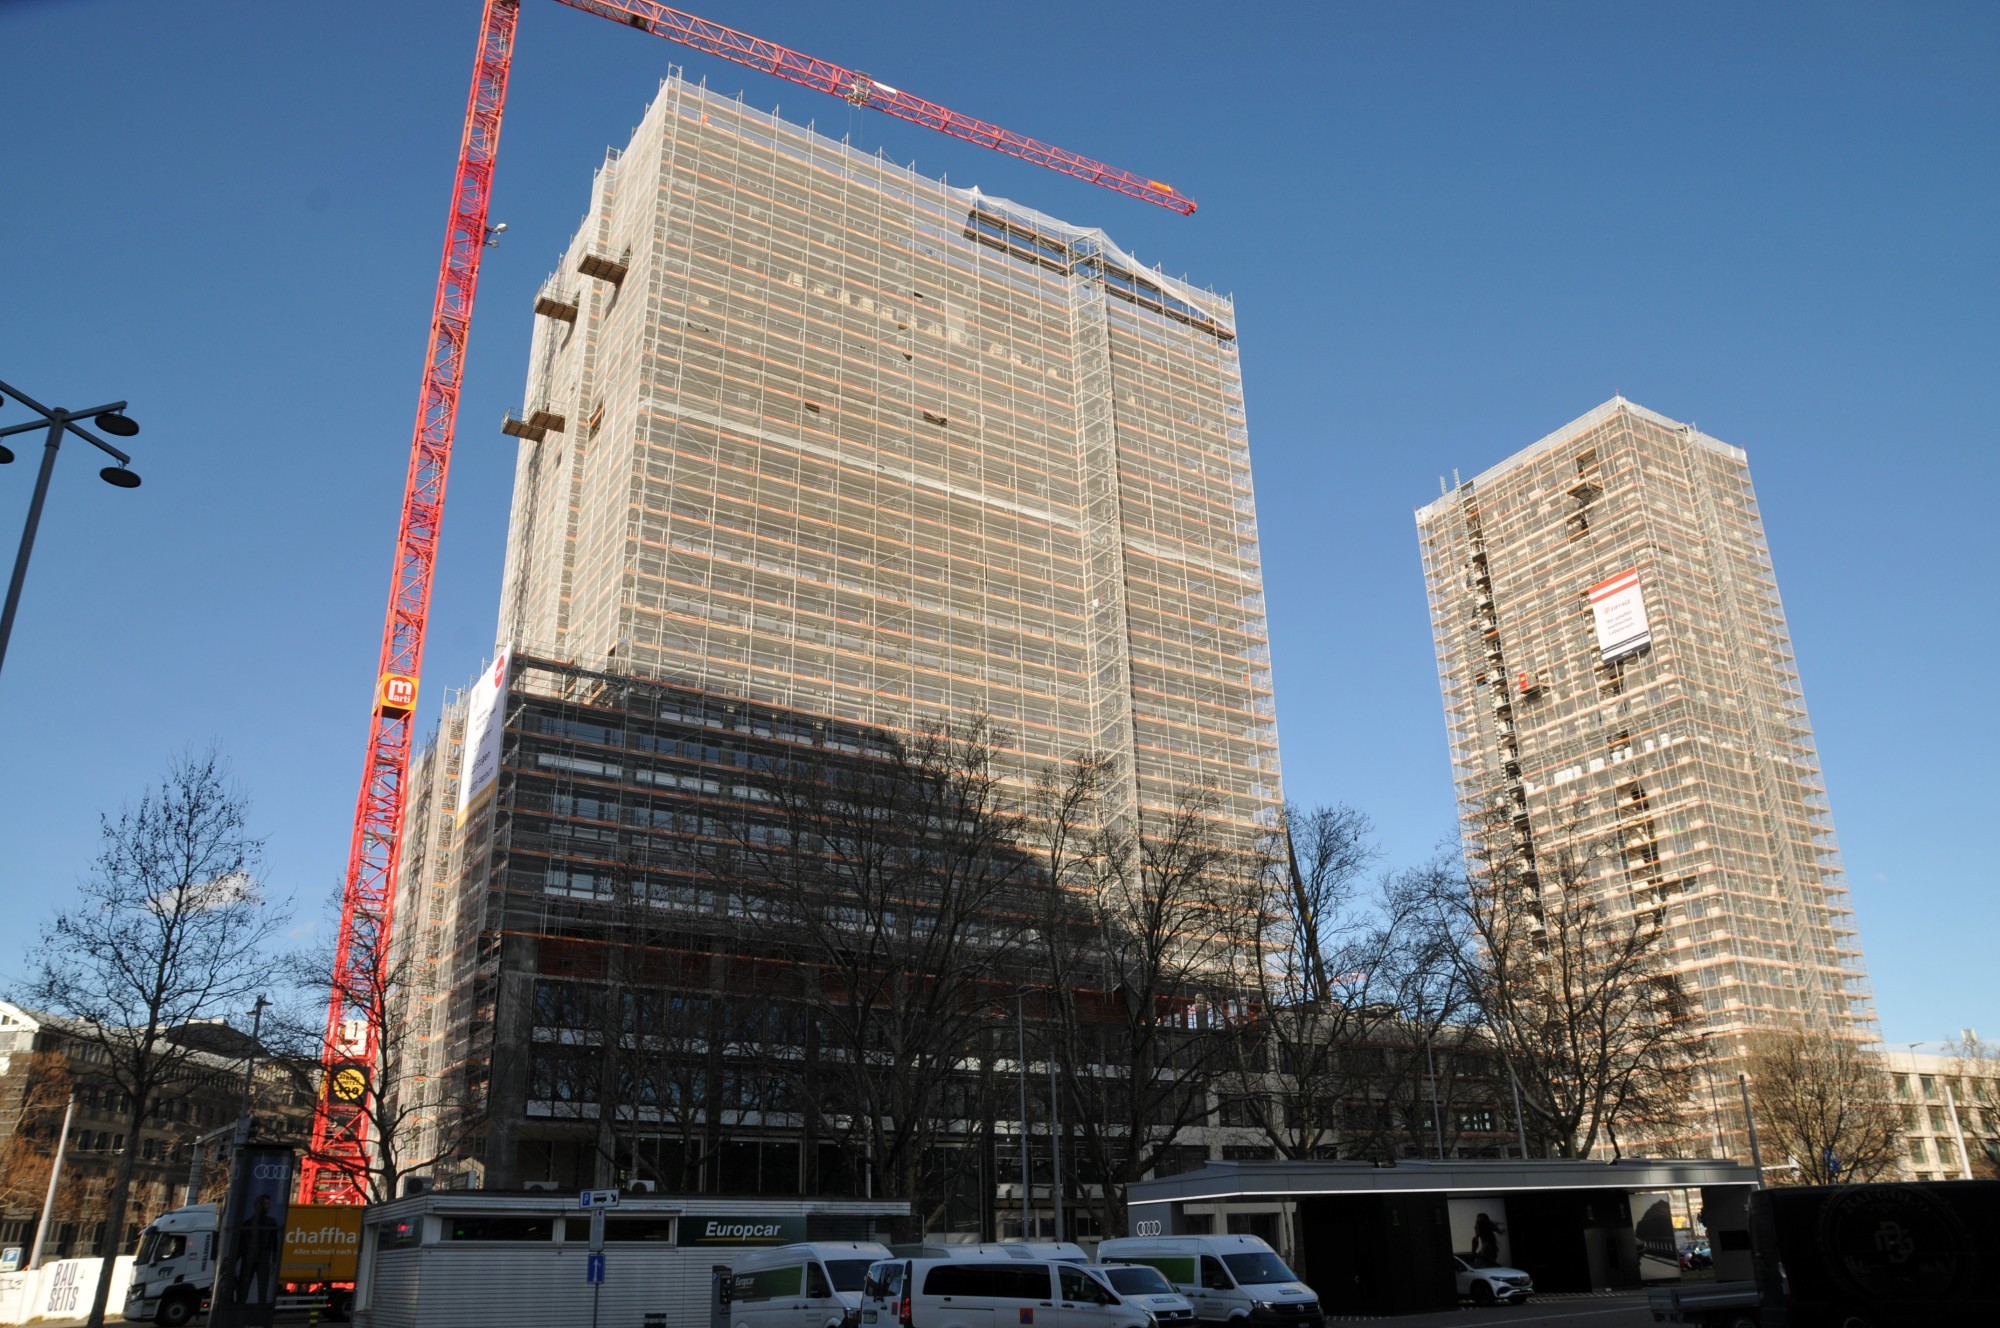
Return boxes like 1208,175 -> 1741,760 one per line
300,0 -> 519,1203
305,0 -> 1191,1203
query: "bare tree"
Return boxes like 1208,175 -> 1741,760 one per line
28,752 -> 289,1328
1745,1029 -> 1901,1184
0,1049 -> 74,1229
1420,815 -> 1693,1158
727,720 -> 1036,1237
277,906 -> 482,1202
1946,1034 -> 2000,1179
1041,783 -> 1258,1234
1222,803 -> 1379,1157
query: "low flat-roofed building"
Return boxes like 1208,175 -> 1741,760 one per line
1126,1156 -> 1757,1316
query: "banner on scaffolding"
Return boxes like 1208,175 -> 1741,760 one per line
1588,569 -> 1652,662
456,651 -> 510,816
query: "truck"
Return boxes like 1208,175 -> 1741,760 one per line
124,1201 -> 362,1326
1647,1179 -> 1999,1326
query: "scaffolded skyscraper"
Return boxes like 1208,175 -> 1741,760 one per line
385,72 -> 1281,1200
1415,400 -> 1877,1081
497,72 -> 1278,834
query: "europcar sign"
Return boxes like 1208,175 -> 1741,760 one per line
679,1215 -> 807,1246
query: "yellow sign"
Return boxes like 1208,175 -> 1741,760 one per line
377,673 -> 419,716
327,1064 -> 369,1106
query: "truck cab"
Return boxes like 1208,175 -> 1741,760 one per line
126,1204 -> 219,1327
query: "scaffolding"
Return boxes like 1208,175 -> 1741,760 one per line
494,72 -> 1279,847
1414,400 -> 1878,1154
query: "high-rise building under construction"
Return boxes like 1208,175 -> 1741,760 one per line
1415,399 -> 1876,1068
385,72 -> 1280,1202
496,72 -> 1277,832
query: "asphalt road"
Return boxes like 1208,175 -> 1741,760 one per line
1331,1292 -> 1658,1327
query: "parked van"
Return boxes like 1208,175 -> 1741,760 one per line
731,1241 -> 894,1328
862,1257 -> 1149,1328
1093,1237 -> 1322,1328
890,1243 -> 1091,1266
1092,1263 -> 1197,1327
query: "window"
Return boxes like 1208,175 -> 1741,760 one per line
1221,1253 -> 1297,1285
1200,1257 -> 1233,1291
1060,1267 -> 1114,1305
807,1265 -> 832,1299
377,1220 -> 420,1251
740,1266 -> 804,1302
602,1217 -> 677,1243
923,1265 -> 1050,1300
825,1260 -> 876,1293
444,1217 -> 555,1242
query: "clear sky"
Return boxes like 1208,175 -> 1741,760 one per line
2,1 -> 1993,1046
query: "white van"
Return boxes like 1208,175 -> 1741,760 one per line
731,1241 -> 894,1328
862,1257 -> 1149,1328
890,1243 -> 1092,1266
1093,1263 -> 1197,1327
1093,1237 -> 1322,1328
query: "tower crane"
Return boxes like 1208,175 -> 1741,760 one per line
302,0 -> 1194,1202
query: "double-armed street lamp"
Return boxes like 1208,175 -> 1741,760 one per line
0,375 -> 143,680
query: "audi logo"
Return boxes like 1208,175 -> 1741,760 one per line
1133,1221 -> 1163,1237
252,1164 -> 290,1180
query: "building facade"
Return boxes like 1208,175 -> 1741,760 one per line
1882,1040 -> 2000,1182
385,73 -> 1289,1230
497,71 -> 1278,837
0,1001 -> 312,1262
1414,399 -> 1877,1148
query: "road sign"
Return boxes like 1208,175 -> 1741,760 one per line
587,1253 -> 606,1285
579,1188 -> 620,1208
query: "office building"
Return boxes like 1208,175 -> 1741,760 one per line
1414,399 -> 1877,1116
387,72 -> 1281,1217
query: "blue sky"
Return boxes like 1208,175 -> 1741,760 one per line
1,1 -> 1993,1046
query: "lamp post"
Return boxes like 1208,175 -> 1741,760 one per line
1700,1033 -> 1728,1159
0,375 -> 143,681
1015,988 -> 1032,1239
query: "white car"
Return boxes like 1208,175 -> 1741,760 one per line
1452,1255 -> 1533,1306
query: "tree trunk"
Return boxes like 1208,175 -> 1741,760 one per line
85,1096 -> 145,1328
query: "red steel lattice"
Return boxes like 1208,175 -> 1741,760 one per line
551,0 -> 1197,214
301,0 -> 520,1204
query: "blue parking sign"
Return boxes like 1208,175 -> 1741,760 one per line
588,1253 -> 606,1285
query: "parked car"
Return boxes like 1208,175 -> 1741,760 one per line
1451,1255 -> 1533,1306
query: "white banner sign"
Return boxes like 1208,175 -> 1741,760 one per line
1588,569 -> 1652,662
456,652 -> 509,816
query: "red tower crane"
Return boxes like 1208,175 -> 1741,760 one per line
302,0 -> 1193,1203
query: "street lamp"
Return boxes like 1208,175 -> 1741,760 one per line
0,375 -> 143,679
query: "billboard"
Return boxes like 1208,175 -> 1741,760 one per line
211,1144 -> 295,1328
456,651 -> 509,816
1588,569 -> 1652,662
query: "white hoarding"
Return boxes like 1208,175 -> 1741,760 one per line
1588,568 -> 1652,662
456,651 -> 509,816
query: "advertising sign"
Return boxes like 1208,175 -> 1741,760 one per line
678,1215 -> 807,1247
211,1145 -> 296,1328
456,651 -> 510,816
1588,568 -> 1653,662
